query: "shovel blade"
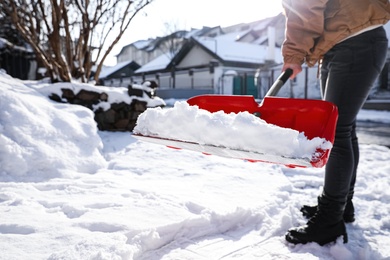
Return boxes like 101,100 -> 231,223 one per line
186,94 -> 338,167
134,95 -> 337,168
187,95 -> 338,143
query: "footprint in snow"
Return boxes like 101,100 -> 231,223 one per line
0,224 -> 35,235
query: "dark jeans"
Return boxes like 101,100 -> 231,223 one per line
320,26 -> 388,202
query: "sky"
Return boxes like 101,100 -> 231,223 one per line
106,0 -> 284,65
1,70 -> 390,259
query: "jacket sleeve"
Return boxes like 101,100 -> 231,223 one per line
282,0 -> 329,66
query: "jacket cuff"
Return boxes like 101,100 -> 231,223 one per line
283,56 -> 305,65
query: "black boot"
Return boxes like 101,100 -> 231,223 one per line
301,197 -> 355,223
343,198 -> 355,223
286,195 -> 348,245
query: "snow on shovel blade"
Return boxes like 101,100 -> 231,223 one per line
132,99 -> 337,168
186,95 -> 338,168
133,69 -> 338,168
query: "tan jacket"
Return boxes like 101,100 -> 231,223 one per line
282,0 -> 390,67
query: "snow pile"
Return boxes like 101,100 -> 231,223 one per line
0,71 -> 106,178
28,79 -> 165,110
134,101 -> 332,160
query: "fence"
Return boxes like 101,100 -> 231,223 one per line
102,66 -> 325,100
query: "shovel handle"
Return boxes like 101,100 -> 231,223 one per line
265,68 -> 293,97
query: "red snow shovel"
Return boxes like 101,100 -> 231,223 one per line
134,69 -> 338,168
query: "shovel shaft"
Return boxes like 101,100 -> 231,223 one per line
265,68 -> 293,97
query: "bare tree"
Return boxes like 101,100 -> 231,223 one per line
157,20 -> 189,89
0,0 -> 154,83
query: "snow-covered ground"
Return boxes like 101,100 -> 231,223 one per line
1,71 -> 390,259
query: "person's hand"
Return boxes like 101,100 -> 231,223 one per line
282,63 -> 302,79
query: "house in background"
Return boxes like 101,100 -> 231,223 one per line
0,38 -> 36,80
97,60 -> 140,87
134,33 -> 286,99
116,26 -> 224,66
113,13 -> 292,99
103,13 -> 390,105
0,17 -> 37,80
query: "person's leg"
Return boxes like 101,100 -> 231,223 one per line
322,27 -> 388,202
286,26 -> 388,245
300,99 -> 360,223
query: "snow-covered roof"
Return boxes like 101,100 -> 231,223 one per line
99,60 -> 134,79
133,39 -> 154,49
0,37 -> 33,53
252,35 -> 269,45
195,37 -> 283,64
185,28 -> 202,39
135,34 -> 283,74
135,54 -> 171,73
184,26 -> 220,39
214,29 -> 252,42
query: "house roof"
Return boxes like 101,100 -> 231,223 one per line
0,37 -> 33,53
133,39 -> 153,49
214,29 -> 252,42
184,27 -> 211,39
116,39 -> 155,57
135,35 -> 283,74
135,54 -> 171,74
195,36 -> 282,64
99,60 -> 139,79
117,26 -> 223,58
